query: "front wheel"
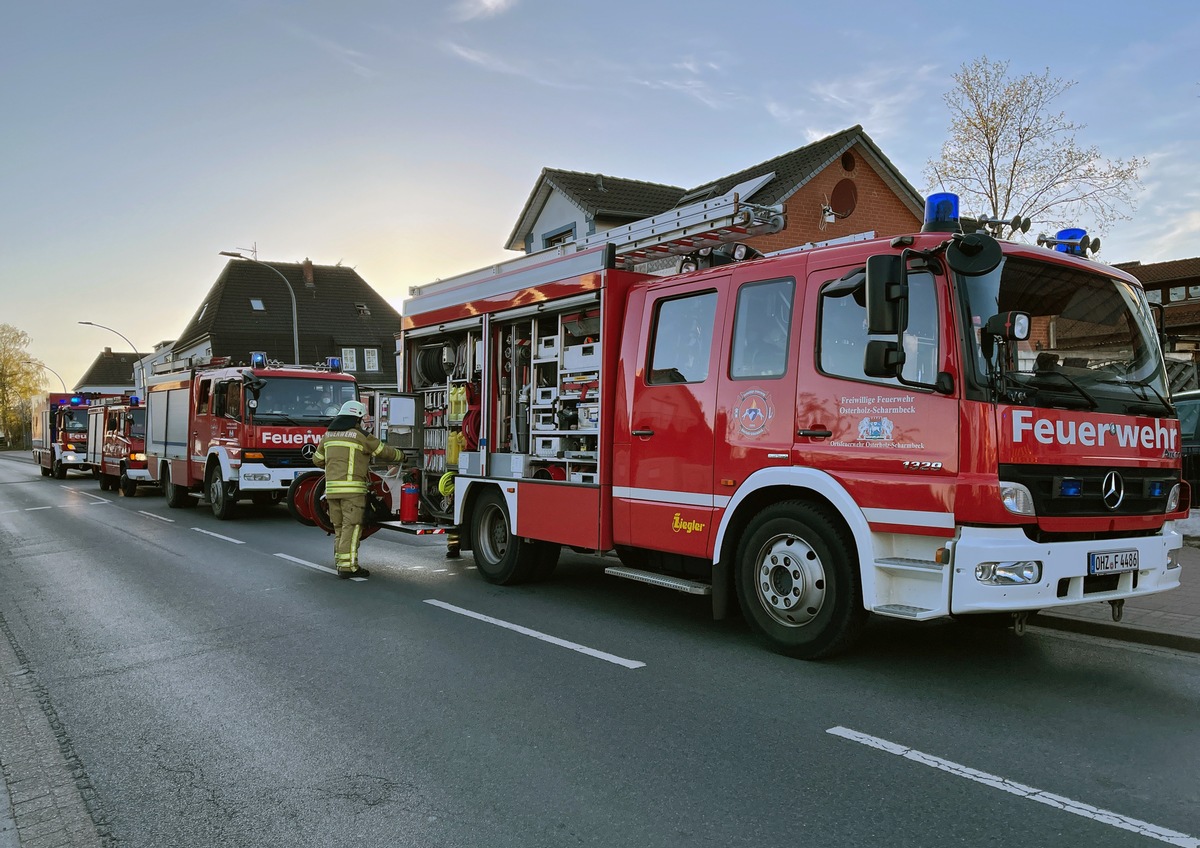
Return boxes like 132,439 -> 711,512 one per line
53,459 -> 66,479
207,468 -> 237,520
119,470 -> 138,497
734,501 -> 867,660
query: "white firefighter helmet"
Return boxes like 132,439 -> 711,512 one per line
338,400 -> 368,418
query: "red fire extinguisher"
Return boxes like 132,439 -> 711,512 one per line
400,482 -> 419,523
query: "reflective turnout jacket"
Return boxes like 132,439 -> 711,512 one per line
313,428 -> 404,497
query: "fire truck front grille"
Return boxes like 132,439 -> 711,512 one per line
999,464 -> 1178,518
256,449 -> 316,469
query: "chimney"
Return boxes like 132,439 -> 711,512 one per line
302,258 -> 315,288
103,347 -> 113,357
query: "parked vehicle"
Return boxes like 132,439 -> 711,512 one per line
145,353 -> 358,519
86,397 -> 150,496
31,392 -> 122,478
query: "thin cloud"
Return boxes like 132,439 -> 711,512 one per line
452,0 -> 518,22
286,26 -> 377,79
442,41 -> 587,90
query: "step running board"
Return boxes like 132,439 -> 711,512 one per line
604,566 -> 711,595
375,520 -> 446,535
876,557 -> 943,572
874,604 -> 937,620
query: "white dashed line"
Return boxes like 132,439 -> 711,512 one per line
138,511 -> 175,523
827,726 -> 1198,847
59,486 -> 108,503
25,506 -> 53,511
424,599 -> 646,669
273,553 -> 367,581
191,527 -> 245,544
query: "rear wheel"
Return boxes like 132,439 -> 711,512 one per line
99,473 -> 113,492
207,467 -> 237,520
164,466 -> 192,509
39,461 -> 51,477
734,501 -> 867,660
470,488 -> 539,585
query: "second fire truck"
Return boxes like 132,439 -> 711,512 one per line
386,180 -> 1187,659
86,396 -> 151,497
145,353 -> 358,519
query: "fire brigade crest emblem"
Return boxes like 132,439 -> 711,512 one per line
733,389 -> 774,437
858,416 -> 894,441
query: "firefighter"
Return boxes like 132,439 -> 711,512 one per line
313,400 -> 404,579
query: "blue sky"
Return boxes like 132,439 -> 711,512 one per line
3,0 -> 1197,388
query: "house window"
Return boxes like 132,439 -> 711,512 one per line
250,298 -> 265,311
341,348 -> 357,371
1146,290 -> 1162,305
364,349 -> 380,371
355,302 -> 371,317
542,223 -> 576,249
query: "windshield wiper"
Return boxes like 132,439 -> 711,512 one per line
1029,370 -> 1099,409
254,412 -> 302,425
1096,376 -> 1173,413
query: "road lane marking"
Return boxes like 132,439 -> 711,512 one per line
191,527 -> 245,544
138,511 -> 175,523
59,486 -> 108,503
274,553 -> 366,581
827,726 -> 1198,847
424,599 -> 646,669
25,506 -> 53,511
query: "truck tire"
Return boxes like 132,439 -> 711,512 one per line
164,467 -> 192,509
99,473 -> 114,492
470,487 -> 539,585
40,464 -> 51,477
207,468 -> 237,520
119,469 -> 137,498
734,500 -> 867,660
53,459 -> 66,479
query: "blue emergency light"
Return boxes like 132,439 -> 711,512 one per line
1059,478 -> 1083,497
250,351 -> 268,368
1054,228 -> 1087,256
70,396 -> 83,406
921,192 -> 961,233
129,396 -> 140,406
1147,481 -> 1166,498
325,356 -> 342,372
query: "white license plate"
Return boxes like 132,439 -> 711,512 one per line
1088,549 -> 1139,575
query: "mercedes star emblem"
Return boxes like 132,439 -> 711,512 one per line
1102,470 -> 1125,510
300,444 -> 317,459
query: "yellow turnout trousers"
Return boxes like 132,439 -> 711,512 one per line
327,494 -> 366,571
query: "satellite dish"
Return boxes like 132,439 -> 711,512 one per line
946,232 -> 1002,276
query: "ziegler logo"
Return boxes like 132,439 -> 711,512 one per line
672,513 -> 706,534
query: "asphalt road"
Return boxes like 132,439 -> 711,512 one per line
1,451 -> 1198,848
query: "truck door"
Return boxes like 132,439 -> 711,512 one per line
616,277 -> 728,557
795,264 -> 959,536
714,273 -> 801,509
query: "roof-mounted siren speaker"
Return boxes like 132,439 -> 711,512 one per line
1036,228 -> 1100,257
250,351 -> 268,368
921,192 -> 961,233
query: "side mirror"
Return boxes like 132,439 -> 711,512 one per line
946,232 -> 1002,277
865,254 -> 906,335
864,340 -> 903,378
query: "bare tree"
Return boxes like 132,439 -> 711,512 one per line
0,324 -> 44,448
925,56 -> 1146,241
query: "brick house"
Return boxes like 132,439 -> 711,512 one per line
506,125 -> 925,261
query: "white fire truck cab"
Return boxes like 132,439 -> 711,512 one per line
396,186 -> 1186,659
145,353 -> 358,519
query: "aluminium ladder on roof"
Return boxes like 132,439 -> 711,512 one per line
404,174 -> 786,318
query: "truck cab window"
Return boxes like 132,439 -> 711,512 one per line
213,381 -> 241,420
648,291 -> 718,385
820,270 -> 938,385
196,380 -> 212,415
730,278 -> 794,379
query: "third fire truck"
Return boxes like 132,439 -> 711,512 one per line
86,396 -> 151,497
388,182 -> 1187,659
145,353 -> 358,519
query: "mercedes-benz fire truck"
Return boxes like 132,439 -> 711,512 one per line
145,353 -> 358,519
86,396 -> 150,497
31,392 -> 122,479
394,182 -> 1186,659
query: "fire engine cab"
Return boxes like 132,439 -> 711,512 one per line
144,353 -> 358,519
31,392 -> 122,478
86,396 -> 150,497
387,183 -> 1187,659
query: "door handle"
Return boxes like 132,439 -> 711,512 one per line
631,429 -> 655,437
797,429 -> 832,438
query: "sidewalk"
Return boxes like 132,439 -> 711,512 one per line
1030,539 -> 1200,652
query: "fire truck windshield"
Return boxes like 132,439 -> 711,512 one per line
128,408 -> 146,438
960,255 -> 1170,415
61,409 -> 88,431
248,378 -> 357,422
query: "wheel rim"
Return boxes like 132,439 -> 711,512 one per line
753,533 -> 826,627
210,477 -> 223,506
477,503 -> 509,564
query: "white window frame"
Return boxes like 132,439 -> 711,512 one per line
341,347 -> 357,371
364,348 -> 380,371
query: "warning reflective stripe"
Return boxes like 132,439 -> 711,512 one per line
324,440 -> 365,452
326,481 -> 368,494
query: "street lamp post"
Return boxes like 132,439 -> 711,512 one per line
23,360 -> 67,392
78,321 -> 144,392
219,252 -> 300,365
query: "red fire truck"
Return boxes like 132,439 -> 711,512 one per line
389,184 -> 1187,659
31,392 -> 122,478
145,353 -> 358,519
86,396 -> 150,497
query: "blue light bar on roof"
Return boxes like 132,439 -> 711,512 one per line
921,192 -> 960,233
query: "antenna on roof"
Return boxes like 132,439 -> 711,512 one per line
234,242 -> 258,260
